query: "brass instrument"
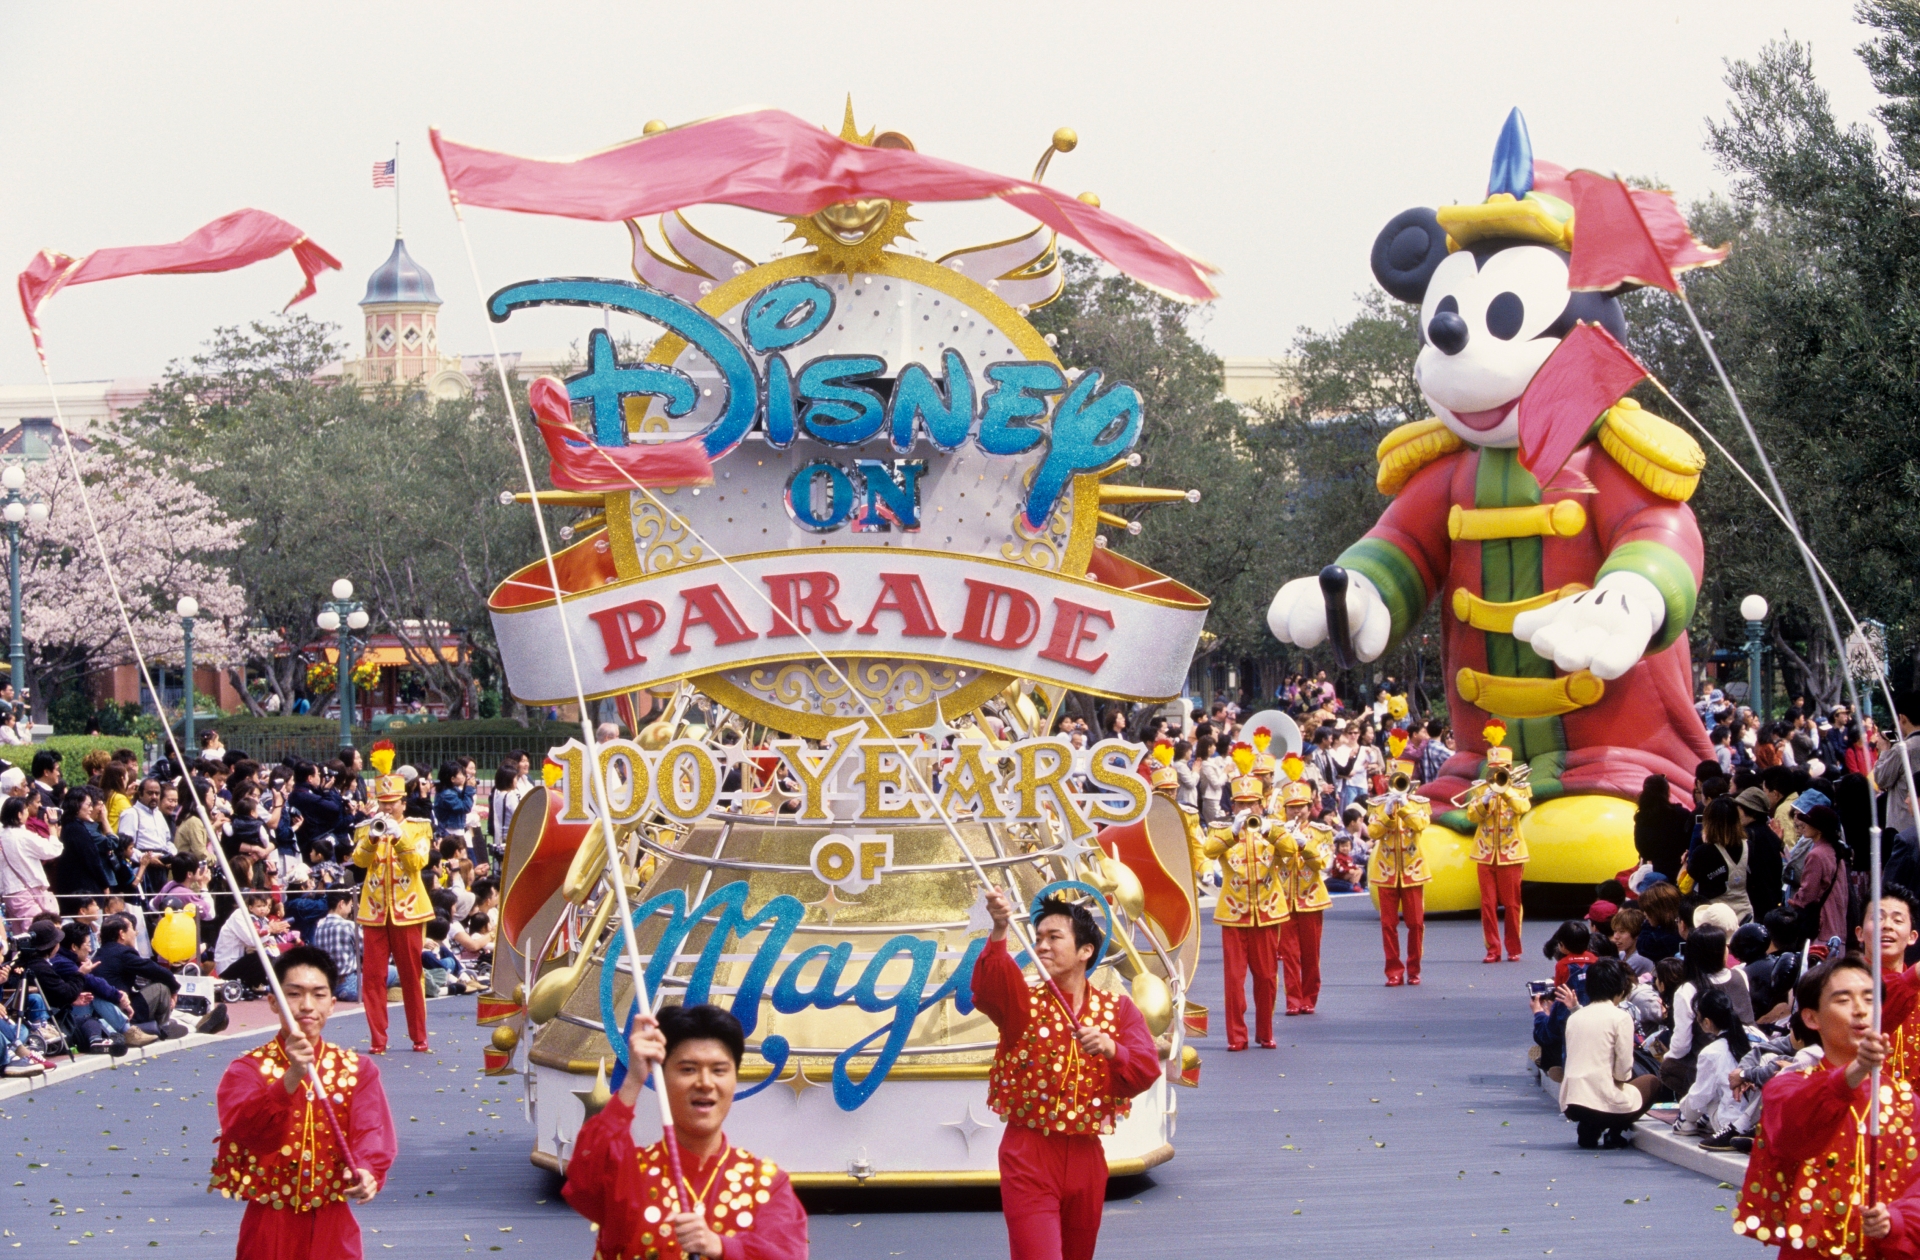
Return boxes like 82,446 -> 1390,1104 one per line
1450,763 -> 1531,808
1364,771 -> 1414,808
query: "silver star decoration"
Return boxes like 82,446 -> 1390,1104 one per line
1055,825 -> 1095,872
965,888 -> 995,933
915,698 -> 961,749
802,883 -> 863,928
782,1064 -> 818,1101
942,1103 -> 999,1155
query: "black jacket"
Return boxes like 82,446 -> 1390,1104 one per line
52,818 -> 113,897
93,941 -> 177,996
290,786 -> 344,846
1634,801 -> 1694,880
1745,820 -> 1785,919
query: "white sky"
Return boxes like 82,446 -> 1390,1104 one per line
0,1 -> 1884,383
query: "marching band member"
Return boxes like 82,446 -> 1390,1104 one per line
348,761 -> 434,1053
1368,757 -> 1432,986
1273,774 -> 1333,1015
1148,741 -> 1207,879
975,887 -> 1160,1260
1466,727 -> 1531,964
1203,758 -> 1286,1050
209,945 -> 397,1259
564,1003 -> 809,1260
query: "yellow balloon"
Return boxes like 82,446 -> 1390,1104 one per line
151,907 -> 198,965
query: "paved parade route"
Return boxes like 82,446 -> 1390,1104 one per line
3,899 -> 1740,1258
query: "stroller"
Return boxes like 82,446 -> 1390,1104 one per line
2,949 -> 73,1060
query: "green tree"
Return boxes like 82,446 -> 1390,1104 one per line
1623,15 -> 1920,701
127,315 -> 548,718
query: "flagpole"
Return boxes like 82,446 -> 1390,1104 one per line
394,141 -> 402,238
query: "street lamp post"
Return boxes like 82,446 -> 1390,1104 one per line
1741,593 -> 1769,721
176,596 -> 199,753
0,466 -> 49,714
317,578 -> 369,751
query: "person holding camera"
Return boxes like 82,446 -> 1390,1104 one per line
1556,958 -> 1660,1148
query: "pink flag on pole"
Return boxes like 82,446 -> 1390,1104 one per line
430,111 -> 1218,302
1566,172 -> 1729,294
1515,321 -> 1649,485
17,209 -> 341,354
527,376 -> 713,490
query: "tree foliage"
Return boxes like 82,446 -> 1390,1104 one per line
126,315 -> 545,716
1624,13 -> 1920,700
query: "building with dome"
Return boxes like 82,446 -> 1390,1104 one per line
340,234 -> 472,399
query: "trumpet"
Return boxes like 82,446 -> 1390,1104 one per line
1364,771 -> 1415,808
1450,763 -> 1530,808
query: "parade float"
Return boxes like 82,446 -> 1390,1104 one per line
1268,110 -> 1721,912
469,105 -> 1212,1186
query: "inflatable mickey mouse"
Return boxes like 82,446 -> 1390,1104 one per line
1268,110 -> 1714,909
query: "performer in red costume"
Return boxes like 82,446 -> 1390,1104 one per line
1736,956 -> 1920,1255
564,1002 -> 808,1260
975,887 -> 1161,1260
209,945 -> 397,1260
348,771 -> 434,1054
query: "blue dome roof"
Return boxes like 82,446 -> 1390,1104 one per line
360,237 -> 441,306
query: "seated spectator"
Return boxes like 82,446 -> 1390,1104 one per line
1325,837 -> 1362,893
152,853 -> 216,923
91,914 -> 183,1038
212,890 -> 288,994
309,890 -> 364,1003
1659,926 -> 1755,1097
1544,921 -> 1597,995
1729,922 -> 1771,971
1746,907 -> 1808,1024
453,911 -> 493,968
1673,987 -> 1758,1146
1722,1011 -> 1819,1155
1636,882 -> 1684,963
1558,958 -> 1659,1148
422,916 -> 471,995
1608,907 -> 1655,977
28,920 -> 152,1053
282,869 -> 328,946
1693,900 -> 1740,939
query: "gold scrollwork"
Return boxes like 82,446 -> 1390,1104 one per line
631,498 -> 703,573
744,659 -> 961,714
999,462 -> 1073,571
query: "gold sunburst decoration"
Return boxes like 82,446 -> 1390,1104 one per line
784,97 -> 918,272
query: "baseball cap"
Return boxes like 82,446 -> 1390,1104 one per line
1790,788 -> 1832,815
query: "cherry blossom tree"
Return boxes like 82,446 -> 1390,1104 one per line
14,441 -> 261,721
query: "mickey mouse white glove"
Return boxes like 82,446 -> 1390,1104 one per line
1510,571 -> 1665,681
1266,571 -> 1392,663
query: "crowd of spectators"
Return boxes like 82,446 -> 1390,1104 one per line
1527,687 -> 1920,1154
0,731 -> 529,1077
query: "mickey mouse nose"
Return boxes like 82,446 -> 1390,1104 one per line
1428,310 -> 1469,356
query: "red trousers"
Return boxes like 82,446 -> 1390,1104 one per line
1220,923 -> 1278,1049
361,920 -> 428,1052
1477,862 -> 1524,958
1280,911 -> 1323,1012
237,1200 -> 362,1259
999,1123 -> 1106,1260
1377,885 -> 1425,983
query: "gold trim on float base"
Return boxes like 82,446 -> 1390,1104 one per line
530,1144 -> 1179,1184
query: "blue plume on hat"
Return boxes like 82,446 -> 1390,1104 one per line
1487,107 -> 1535,200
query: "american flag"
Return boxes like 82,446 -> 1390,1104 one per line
371,158 -> 395,188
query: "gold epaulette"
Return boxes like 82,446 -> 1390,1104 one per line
1375,419 -> 1466,494
1597,398 -> 1705,501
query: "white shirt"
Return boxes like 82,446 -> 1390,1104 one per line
118,801 -> 174,856
214,912 -> 273,974
1666,970 -> 1735,1060
0,824 -> 61,895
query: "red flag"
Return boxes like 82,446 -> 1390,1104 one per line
1515,322 -> 1648,484
1567,172 -> 1729,293
17,209 -> 341,355
430,111 -> 1218,302
526,376 -> 713,491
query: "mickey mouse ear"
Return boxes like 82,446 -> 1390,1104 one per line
1371,207 -> 1449,304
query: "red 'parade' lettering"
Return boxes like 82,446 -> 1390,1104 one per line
587,598 -> 666,671
856,573 -> 947,638
670,584 -> 761,655
1036,597 -> 1115,674
953,579 -> 1041,650
763,571 -> 852,638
